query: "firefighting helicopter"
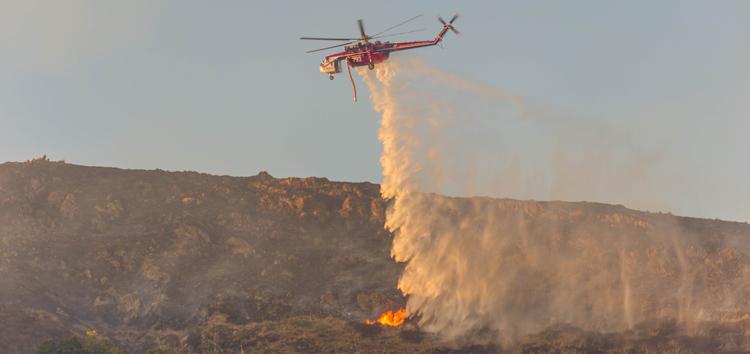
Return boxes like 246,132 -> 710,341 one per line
301,14 -> 459,102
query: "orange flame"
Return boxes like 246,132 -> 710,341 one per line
365,308 -> 408,327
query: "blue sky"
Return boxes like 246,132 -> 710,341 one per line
1,1 -> 748,222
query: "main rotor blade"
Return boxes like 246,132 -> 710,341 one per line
300,36 -> 359,41
372,14 -> 423,37
306,40 -> 356,53
358,19 -> 367,40
372,28 -> 425,39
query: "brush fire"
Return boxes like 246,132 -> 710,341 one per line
365,308 -> 408,327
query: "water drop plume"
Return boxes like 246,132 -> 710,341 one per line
359,59 -> 750,344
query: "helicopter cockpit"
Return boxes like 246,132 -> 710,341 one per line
319,58 -> 341,77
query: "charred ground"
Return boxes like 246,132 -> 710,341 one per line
1,159 -> 749,353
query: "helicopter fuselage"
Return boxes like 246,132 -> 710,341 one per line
320,37 -> 444,75
304,14 -> 459,101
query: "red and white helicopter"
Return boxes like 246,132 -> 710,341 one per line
301,14 -> 459,102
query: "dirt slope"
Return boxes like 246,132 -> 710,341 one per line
1,159 -> 749,353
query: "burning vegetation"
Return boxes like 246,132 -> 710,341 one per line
365,308 -> 408,327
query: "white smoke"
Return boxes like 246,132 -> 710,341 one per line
359,58 -> 750,344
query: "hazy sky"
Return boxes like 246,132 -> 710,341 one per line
1,1 -> 748,222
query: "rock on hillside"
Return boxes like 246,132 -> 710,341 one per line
1,159 -> 750,353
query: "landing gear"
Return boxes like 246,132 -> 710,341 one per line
368,63 -> 375,70
329,74 -> 334,80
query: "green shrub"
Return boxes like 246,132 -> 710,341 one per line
36,335 -> 124,354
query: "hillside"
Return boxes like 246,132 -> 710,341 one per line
1,159 -> 750,353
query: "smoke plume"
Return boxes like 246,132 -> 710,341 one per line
359,59 -> 750,343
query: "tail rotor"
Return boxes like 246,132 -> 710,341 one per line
438,13 -> 460,35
